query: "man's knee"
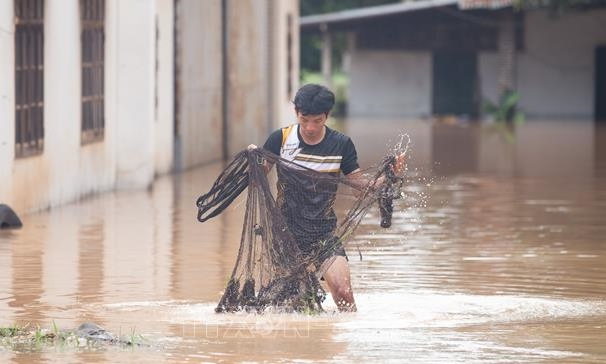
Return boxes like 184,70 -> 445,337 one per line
325,255 -> 348,275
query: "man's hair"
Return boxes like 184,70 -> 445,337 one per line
293,84 -> 335,116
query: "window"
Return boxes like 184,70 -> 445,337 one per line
80,0 -> 105,144
14,0 -> 45,158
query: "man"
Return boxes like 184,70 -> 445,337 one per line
252,84 -> 404,312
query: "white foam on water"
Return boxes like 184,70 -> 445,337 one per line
344,289 -> 606,329
103,300 -> 186,310
96,290 -> 606,361
99,289 -> 606,332
332,290 -> 606,362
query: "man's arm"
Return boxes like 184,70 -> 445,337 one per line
344,152 -> 406,192
345,168 -> 364,188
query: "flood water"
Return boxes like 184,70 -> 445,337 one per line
1,119 -> 606,363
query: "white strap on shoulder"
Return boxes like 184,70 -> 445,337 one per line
280,124 -> 301,161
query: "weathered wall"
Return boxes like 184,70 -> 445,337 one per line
45,0 -> 93,204
226,0 -> 270,151
479,9 -> 606,119
348,50 -> 432,118
2,0 -> 118,211
1,0 -> 296,213
112,0 -> 156,189
175,0 -> 299,165
0,1 -> 15,206
175,0 -> 223,169
0,0 -> 173,213
227,0 -> 300,150
155,0 -> 175,175
270,0 -> 300,129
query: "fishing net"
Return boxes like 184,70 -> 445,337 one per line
196,136 -> 409,313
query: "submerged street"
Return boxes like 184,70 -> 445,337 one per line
1,119 -> 606,363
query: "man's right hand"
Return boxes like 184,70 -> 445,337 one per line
393,153 -> 406,175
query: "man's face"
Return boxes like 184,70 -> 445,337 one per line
297,112 -> 327,142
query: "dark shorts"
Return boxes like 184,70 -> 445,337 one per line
299,236 -> 348,267
317,238 -> 348,280
319,241 -> 347,264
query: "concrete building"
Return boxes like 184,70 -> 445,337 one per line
174,0 -> 299,168
301,0 -> 606,121
0,0 -> 299,214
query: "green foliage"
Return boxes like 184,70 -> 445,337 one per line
483,90 -> 525,124
0,325 -> 22,337
300,69 -> 324,85
1,322 -> 144,351
128,326 -> 144,346
300,71 -> 349,117
300,34 -> 323,72
483,90 -> 525,143
300,0 -> 400,16
300,0 -> 400,72
33,325 -> 45,343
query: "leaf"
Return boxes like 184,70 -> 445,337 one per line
501,91 -> 520,111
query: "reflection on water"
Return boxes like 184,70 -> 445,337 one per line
1,120 -> 606,363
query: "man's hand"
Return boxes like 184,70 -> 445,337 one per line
393,153 -> 406,175
247,144 -> 272,173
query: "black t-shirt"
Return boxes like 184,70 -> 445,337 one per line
262,125 -> 359,250
263,125 -> 359,175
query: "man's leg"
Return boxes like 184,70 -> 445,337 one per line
322,256 -> 357,312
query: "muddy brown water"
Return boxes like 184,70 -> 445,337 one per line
1,119 -> 605,363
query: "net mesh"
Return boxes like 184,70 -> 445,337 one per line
196,136 -> 408,313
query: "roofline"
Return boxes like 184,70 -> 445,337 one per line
300,0 -> 459,29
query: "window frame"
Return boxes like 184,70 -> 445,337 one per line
80,0 -> 105,145
14,0 -> 45,159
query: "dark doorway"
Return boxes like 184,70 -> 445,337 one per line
595,46 -> 606,122
432,50 -> 478,118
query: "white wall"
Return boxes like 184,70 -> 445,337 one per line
0,0 -> 171,213
45,0 -> 85,205
113,0 -> 156,189
78,0 -> 118,197
227,0 -> 270,151
176,0 -> 223,168
479,8 -> 606,119
7,0 -> 117,211
154,0 -> 175,175
1,0 -> 289,213
176,0 -> 297,165
0,1 -> 15,204
271,0 -> 299,130
349,50 -> 432,118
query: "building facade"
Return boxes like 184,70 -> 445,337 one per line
0,0 -> 298,214
302,1 -> 606,121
